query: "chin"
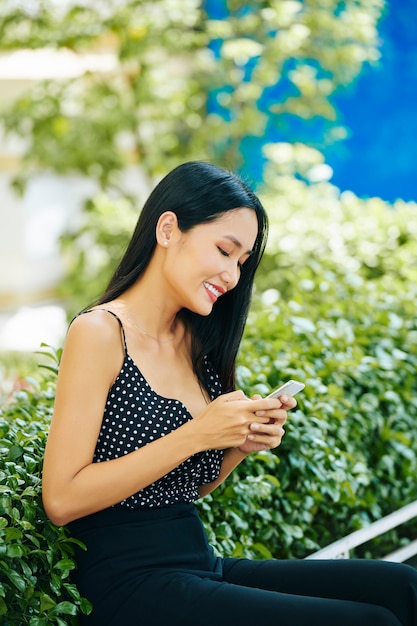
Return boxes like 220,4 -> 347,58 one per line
188,301 -> 215,317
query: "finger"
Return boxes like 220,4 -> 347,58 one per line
247,415 -> 272,426
257,409 -> 288,425
249,397 -> 283,412
247,430 -> 285,448
254,400 -> 282,417
279,394 -> 297,410
250,421 -> 285,435
222,390 -> 250,402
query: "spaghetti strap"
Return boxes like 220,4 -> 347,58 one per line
75,309 -> 128,356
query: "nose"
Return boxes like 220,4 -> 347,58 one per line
221,263 -> 240,290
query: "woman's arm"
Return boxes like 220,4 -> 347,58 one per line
198,448 -> 248,497
198,394 -> 297,497
42,311 -> 206,525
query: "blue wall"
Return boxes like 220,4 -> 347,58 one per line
326,0 -> 417,202
205,0 -> 417,202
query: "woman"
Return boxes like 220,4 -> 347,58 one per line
42,161 -> 417,625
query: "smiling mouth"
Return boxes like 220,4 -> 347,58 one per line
203,282 -> 224,301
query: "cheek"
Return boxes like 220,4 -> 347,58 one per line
183,242 -> 211,274
166,247 -> 201,286
169,237 -> 216,283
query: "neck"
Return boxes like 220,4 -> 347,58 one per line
123,309 -> 178,344
114,252 -> 182,341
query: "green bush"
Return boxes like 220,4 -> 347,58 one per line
198,176 -> 417,560
0,347 -> 91,625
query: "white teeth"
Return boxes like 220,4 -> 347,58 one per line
204,282 -> 221,297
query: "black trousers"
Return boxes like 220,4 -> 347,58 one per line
70,504 -> 417,626
113,557 -> 417,626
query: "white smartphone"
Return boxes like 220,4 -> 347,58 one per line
267,380 -> 305,398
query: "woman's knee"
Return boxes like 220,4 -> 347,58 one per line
363,605 -> 402,626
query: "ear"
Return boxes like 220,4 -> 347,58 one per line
155,211 -> 179,247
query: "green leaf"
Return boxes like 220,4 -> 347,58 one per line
49,600 -> 78,616
40,592 -> 56,613
0,597 -> 7,615
2,567 -> 27,593
7,445 -> 24,461
53,559 -> 76,571
6,544 -> 25,558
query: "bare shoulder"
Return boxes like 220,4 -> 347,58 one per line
68,308 -> 122,341
62,308 -> 125,379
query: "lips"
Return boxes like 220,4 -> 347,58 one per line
203,282 -> 225,302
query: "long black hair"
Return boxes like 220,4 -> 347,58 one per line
96,161 -> 268,392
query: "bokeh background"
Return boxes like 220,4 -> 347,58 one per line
0,0 -> 415,363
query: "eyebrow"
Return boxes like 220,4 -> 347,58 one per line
224,235 -> 254,256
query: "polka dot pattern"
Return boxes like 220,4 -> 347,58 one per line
94,353 -> 224,509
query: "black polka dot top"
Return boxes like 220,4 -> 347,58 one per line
81,309 -> 225,509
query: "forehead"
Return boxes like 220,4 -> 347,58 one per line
203,207 -> 258,247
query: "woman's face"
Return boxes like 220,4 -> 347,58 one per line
165,207 -> 258,315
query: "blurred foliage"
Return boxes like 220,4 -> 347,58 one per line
0,0 -> 384,185
0,0 -> 384,192
0,352 -> 41,406
57,193 -> 139,312
0,0 -> 385,313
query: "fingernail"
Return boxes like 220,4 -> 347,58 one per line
251,423 -> 260,431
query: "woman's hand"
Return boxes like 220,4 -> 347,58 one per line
237,393 -> 297,454
190,390 -> 286,451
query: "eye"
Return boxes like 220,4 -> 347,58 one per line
217,246 -> 230,258
238,254 -> 251,270
218,246 -> 246,270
